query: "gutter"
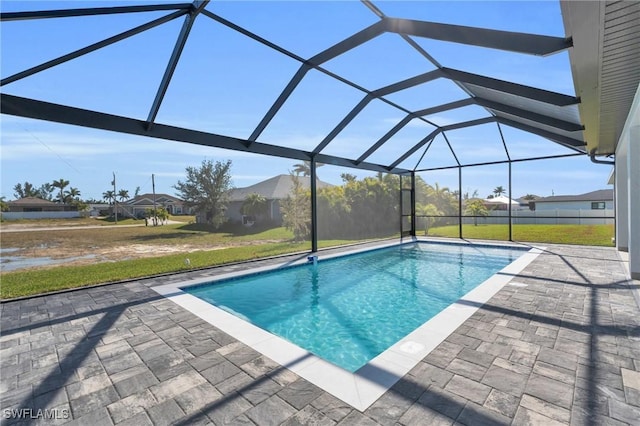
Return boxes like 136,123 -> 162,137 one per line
589,149 -> 615,165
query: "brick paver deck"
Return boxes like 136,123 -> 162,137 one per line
1,243 -> 639,425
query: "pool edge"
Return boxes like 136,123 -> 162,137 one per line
151,240 -> 543,411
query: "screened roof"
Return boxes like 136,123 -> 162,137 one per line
2,0 -> 625,175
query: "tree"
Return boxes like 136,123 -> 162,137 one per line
463,188 -> 479,200
493,186 -> 506,197
157,206 -> 169,224
144,206 -> 168,225
241,193 -> 268,222
280,173 -> 310,241
117,189 -> 130,202
316,172 -> 400,240
292,161 -> 325,177
464,199 -> 489,226
103,190 -> 115,205
52,178 -> 70,203
134,186 -> 141,198
65,187 -> 81,202
0,196 -> 8,212
12,181 -> 54,200
36,183 -> 55,201
174,159 -> 233,228
340,173 -> 357,183
416,203 -> 441,235
37,183 -> 56,201
522,194 -> 538,200
419,182 -> 458,226
13,182 -> 38,199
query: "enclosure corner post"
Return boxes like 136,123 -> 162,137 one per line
310,157 -> 318,253
508,161 -> 513,241
411,171 -> 416,237
458,166 -> 463,239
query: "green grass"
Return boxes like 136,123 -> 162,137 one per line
0,242 -> 310,299
0,224 -> 296,252
427,224 -> 614,246
0,231 -> 363,299
0,222 -> 614,299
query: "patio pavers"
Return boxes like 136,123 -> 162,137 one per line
1,243 -> 639,425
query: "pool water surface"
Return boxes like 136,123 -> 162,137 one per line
184,242 -> 524,371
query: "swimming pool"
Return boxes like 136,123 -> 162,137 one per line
153,239 -> 542,410
184,242 -> 524,372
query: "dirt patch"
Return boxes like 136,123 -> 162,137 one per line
1,240 -> 288,272
0,220 -> 292,272
97,243 -> 229,261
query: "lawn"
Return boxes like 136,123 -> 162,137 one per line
0,243 -> 309,299
0,221 -> 614,299
426,224 -> 615,246
0,223 -> 296,255
0,220 -> 377,298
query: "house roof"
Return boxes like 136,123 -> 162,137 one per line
535,189 -> 613,203
230,174 -> 332,202
8,197 -> 57,206
561,1 -> 640,156
126,193 -> 183,205
483,195 -> 520,205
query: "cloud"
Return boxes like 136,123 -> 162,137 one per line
0,125 -> 269,161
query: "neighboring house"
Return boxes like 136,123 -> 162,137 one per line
226,174 -> 332,225
123,194 -> 189,218
515,195 -> 542,211
482,195 -> 524,211
2,197 -> 80,219
87,203 -> 110,217
532,189 -> 614,211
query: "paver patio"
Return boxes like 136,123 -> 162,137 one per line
1,242 -> 639,425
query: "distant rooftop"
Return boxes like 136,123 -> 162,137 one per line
126,193 -> 184,205
535,189 -> 613,203
230,174 -> 332,202
8,197 -> 57,205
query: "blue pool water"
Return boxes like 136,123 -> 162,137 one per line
184,242 -> 524,372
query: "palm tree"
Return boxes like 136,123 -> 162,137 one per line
52,178 -> 70,203
426,182 -> 457,217
493,186 -> 506,197
340,173 -> 357,183
102,190 -> 115,205
65,187 -> 81,203
117,189 -> 130,202
241,193 -> 268,222
292,160 -> 324,177
464,199 -> 489,226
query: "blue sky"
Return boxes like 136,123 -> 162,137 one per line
0,1 -> 612,202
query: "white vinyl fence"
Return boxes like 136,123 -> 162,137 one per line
462,209 -> 614,225
1,211 -> 85,220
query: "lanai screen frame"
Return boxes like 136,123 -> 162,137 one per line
0,0 -> 589,251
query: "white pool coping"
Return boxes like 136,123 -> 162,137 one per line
152,239 -> 543,411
